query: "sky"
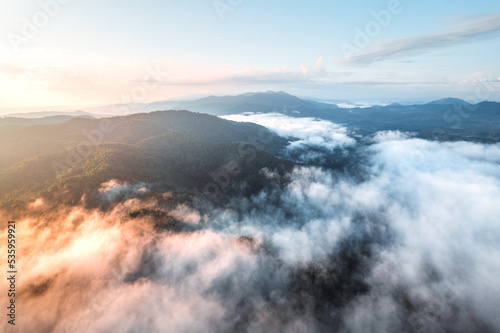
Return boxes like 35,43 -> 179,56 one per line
1,0 -> 500,112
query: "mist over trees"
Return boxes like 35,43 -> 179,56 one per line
1,99 -> 499,332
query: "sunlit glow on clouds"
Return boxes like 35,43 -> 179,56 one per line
1,115 -> 500,331
0,2 -> 499,110
0,45 -> 499,112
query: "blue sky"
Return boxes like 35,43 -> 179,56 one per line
1,0 -> 500,111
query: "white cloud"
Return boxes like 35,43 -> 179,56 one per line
223,112 -> 356,150
3,119 -> 500,332
98,179 -> 149,202
208,135 -> 500,330
372,130 -> 413,142
342,13 -> 500,65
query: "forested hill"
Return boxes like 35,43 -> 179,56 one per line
8,92 -> 500,142
0,110 -> 291,209
114,92 -> 500,142
0,115 -> 94,127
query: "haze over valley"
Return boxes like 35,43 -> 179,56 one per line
1,1 -> 500,332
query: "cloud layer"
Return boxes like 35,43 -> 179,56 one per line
1,114 -> 500,332
224,112 -> 356,160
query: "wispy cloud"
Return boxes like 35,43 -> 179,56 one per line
153,59 -> 351,87
342,13 -> 500,65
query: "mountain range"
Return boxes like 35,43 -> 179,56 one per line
2,92 -> 500,333
0,110 -> 291,209
3,91 -> 499,142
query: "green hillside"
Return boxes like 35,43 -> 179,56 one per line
0,110 -> 292,209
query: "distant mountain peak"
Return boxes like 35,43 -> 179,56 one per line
265,90 -> 290,95
427,98 -> 471,106
242,91 -> 291,97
